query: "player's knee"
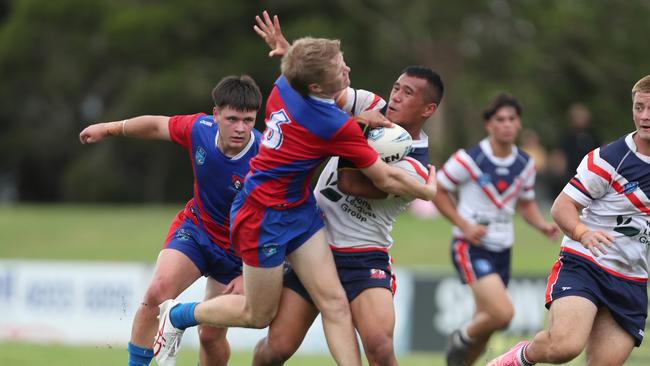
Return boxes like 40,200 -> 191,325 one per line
245,308 -> 277,329
492,305 -> 514,330
261,334 -> 300,363
142,278 -> 173,305
547,340 -> 582,363
315,290 -> 350,319
198,325 -> 227,347
363,333 -> 395,365
199,326 -> 230,362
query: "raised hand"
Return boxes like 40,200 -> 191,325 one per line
253,10 -> 290,58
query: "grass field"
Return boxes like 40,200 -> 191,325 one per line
0,204 -> 648,365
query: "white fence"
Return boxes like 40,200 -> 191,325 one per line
0,260 -> 548,353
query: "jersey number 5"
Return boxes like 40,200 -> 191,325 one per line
263,109 -> 291,150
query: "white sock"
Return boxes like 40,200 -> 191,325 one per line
459,325 -> 474,344
517,344 -> 535,366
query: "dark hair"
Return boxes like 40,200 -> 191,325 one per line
483,92 -> 521,121
402,65 -> 444,104
211,75 -> 262,111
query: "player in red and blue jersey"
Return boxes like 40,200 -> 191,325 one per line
248,14 -> 444,366
488,76 -> 650,366
79,75 -> 262,366
154,24 -> 438,366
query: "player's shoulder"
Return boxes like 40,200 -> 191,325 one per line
597,134 -> 629,167
464,143 -> 483,160
274,75 -> 351,139
343,87 -> 386,115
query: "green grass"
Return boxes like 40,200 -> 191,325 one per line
0,204 -> 648,365
0,203 -> 561,273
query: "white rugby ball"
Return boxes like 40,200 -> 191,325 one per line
366,125 -> 413,164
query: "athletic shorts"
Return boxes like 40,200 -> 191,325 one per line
545,250 -> 647,346
230,192 -> 324,268
164,210 -> 242,285
450,238 -> 511,286
284,250 -> 395,304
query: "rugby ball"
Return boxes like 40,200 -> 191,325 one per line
367,125 -> 413,164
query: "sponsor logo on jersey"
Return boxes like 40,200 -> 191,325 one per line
495,179 -> 508,193
195,146 -> 207,165
262,243 -> 279,257
477,174 -> 491,187
175,229 -> 191,241
231,175 -> 243,191
623,181 -> 639,194
370,269 -> 386,279
200,120 -> 213,127
613,215 -> 650,246
475,259 -> 492,274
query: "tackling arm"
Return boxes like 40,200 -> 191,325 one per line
79,115 -> 171,144
360,157 -> 436,201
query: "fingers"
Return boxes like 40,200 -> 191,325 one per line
426,164 -> 437,184
581,231 -> 614,257
273,14 -> 281,32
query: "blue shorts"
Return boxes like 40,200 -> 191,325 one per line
450,238 -> 511,286
284,250 -> 395,304
545,250 -> 647,346
164,211 -> 242,285
230,192 -> 324,268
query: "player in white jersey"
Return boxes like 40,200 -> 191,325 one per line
250,14 -> 443,366
487,76 -> 650,366
434,93 -> 560,366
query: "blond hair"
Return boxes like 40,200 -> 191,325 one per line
632,75 -> 650,99
281,37 -> 342,96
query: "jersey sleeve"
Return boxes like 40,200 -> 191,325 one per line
330,118 -> 379,169
562,149 -> 609,207
393,157 -> 429,184
168,113 -> 203,149
436,150 -> 471,192
340,88 -> 386,116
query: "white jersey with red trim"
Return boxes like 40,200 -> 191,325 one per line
315,138 -> 429,251
561,133 -> 650,280
437,139 -> 536,251
339,87 -> 387,116
314,87 -> 426,251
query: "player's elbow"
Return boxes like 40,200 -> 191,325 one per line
550,193 -> 573,222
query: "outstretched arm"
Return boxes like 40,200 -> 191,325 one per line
79,115 -> 171,144
254,10 -> 290,58
516,199 -> 561,241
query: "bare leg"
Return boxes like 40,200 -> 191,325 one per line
464,274 -> 514,365
198,278 -> 229,366
526,296 -> 597,363
350,288 -> 398,366
193,264 -> 284,328
130,249 -> 201,348
253,289 -> 319,366
584,307 -> 635,366
287,228 -> 361,366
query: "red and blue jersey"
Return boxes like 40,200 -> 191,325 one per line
168,113 -> 261,254
242,76 -> 378,208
